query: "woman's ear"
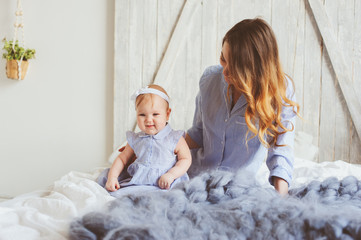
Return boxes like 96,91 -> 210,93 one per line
166,108 -> 172,121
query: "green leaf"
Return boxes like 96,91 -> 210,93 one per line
1,38 -> 36,60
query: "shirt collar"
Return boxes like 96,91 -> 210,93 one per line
139,123 -> 172,140
221,71 -> 248,115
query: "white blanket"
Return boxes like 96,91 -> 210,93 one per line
1,159 -> 361,240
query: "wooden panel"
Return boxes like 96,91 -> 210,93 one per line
153,0 -> 200,90
167,0 -> 187,131
154,0 -> 201,131
157,0 -> 178,67
114,0 -> 185,146
354,0 -> 361,101
253,0 -> 271,23
334,0 -> 353,161
217,1 -> 234,56
201,0 -> 218,71
114,0 -> 361,163
114,0 -> 130,148
342,0 -> 361,163
302,0 -> 323,160
319,0 -> 337,162
308,0 -> 361,141
157,0 -> 186,132
271,0 -> 290,73
350,0 -> 361,164
184,1 -> 202,130
293,0 -> 306,133
142,0 -> 157,87
167,46 -> 186,130
128,0 -> 144,124
271,0 -> 300,76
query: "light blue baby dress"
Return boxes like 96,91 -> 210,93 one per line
122,124 -> 189,187
96,124 -> 189,197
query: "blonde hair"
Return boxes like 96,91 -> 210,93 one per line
135,84 -> 170,109
223,18 -> 300,148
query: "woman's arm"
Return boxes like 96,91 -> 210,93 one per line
185,133 -> 200,149
106,143 -> 135,191
273,177 -> 288,196
186,90 -> 204,149
266,120 -> 295,194
158,137 -> 192,189
266,80 -> 298,194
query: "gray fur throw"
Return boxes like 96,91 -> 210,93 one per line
69,170 -> 361,240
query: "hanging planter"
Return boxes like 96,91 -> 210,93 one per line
2,39 -> 35,80
6,59 -> 29,80
2,0 -> 35,80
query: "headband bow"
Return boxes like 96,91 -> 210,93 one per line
130,86 -> 170,103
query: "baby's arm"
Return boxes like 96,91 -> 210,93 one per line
105,143 -> 135,192
158,136 -> 192,189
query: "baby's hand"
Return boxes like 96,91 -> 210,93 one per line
158,173 -> 175,189
105,178 -> 120,192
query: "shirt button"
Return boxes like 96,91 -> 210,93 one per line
225,119 -> 228,122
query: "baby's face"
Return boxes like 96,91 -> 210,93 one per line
136,94 -> 170,135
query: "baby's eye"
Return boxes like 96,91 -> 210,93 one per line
138,113 -> 145,117
153,113 -> 160,116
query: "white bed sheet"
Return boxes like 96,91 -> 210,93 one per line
1,158 -> 361,240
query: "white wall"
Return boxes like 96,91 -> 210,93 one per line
0,0 -> 114,197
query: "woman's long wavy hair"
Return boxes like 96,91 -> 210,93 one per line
223,18 -> 300,148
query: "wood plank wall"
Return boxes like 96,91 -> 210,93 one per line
114,0 -> 361,163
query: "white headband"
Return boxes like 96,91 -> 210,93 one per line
130,86 -> 170,103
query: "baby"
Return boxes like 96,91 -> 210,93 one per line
98,84 -> 191,193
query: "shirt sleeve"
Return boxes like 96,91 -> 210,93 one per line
187,65 -> 222,148
186,91 -> 204,147
266,79 -> 297,186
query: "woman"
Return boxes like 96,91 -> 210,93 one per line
185,18 -> 300,195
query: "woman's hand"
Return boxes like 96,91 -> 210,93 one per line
158,173 -> 175,189
273,177 -> 288,196
105,178 -> 120,192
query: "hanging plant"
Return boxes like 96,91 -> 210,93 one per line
2,38 -> 35,60
2,38 -> 36,80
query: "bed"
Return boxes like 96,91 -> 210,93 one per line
1,145 -> 361,240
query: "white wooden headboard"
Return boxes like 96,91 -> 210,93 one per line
114,0 -> 361,163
